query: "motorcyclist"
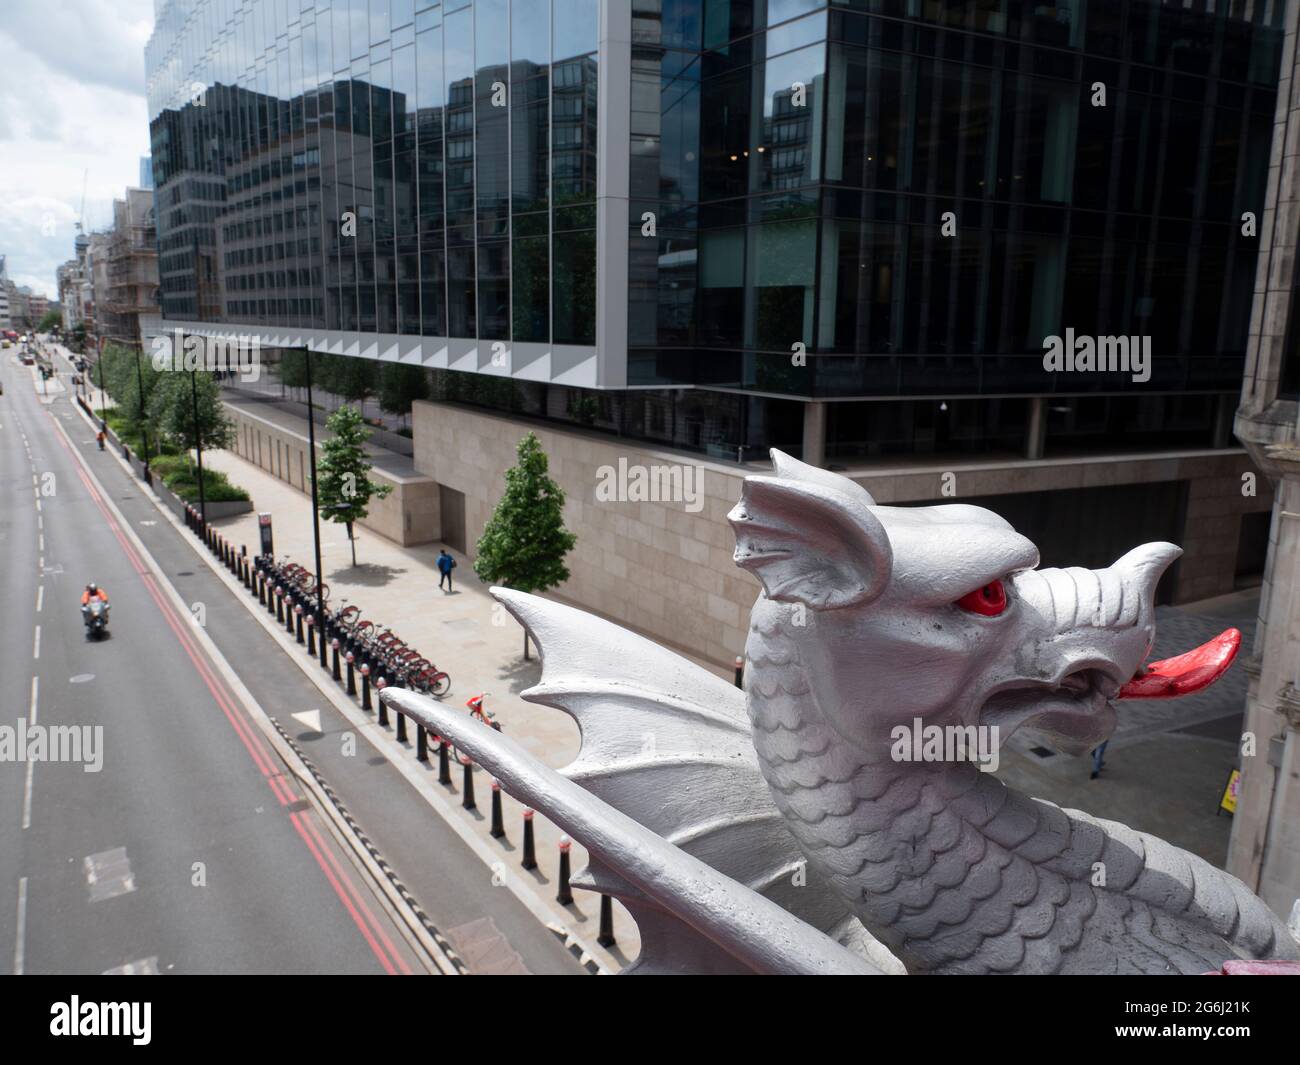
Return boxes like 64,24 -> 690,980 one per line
81,583 -> 109,607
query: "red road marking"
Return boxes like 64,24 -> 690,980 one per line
297,810 -> 413,975
289,811 -> 398,975
47,408 -> 406,974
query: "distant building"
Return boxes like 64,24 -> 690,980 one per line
139,155 -> 153,189
98,188 -> 160,348
0,255 -> 10,329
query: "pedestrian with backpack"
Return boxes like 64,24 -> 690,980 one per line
437,548 -> 456,592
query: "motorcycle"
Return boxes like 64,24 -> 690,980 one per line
82,599 -> 110,640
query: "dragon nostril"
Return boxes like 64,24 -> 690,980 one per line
957,579 -> 1007,617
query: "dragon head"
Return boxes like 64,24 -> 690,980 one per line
728,450 -> 1239,762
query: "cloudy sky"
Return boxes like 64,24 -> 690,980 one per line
0,0 -> 156,298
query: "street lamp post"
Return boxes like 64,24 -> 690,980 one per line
95,336 -> 107,429
303,349 -> 329,668
190,368 -> 207,533
133,347 -> 152,484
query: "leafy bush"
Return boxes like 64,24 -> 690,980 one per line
152,457 -> 250,503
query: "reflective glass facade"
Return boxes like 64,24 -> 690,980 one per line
628,0 -> 1286,399
146,1 -> 1290,461
146,0 -> 598,344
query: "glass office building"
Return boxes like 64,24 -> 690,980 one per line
146,0 -> 1287,463
147,0 -> 600,346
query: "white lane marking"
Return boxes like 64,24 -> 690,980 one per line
35,586 -> 42,613
32,626 -> 39,660
35,500 -> 40,512
102,957 -> 160,975
22,677 -> 38,830
291,709 -> 323,733
84,848 -> 136,902
37,534 -> 43,552
13,877 -> 26,976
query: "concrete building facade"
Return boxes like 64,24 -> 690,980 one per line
1228,0 -> 1300,925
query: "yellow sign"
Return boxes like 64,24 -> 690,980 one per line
1220,769 -> 1241,815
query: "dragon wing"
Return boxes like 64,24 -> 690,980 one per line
381,588 -> 890,974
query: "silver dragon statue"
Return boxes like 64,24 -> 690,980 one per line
382,451 -> 1299,975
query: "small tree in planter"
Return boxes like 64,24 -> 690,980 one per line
155,369 -> 235,455
316,405 -> 392,566
474,432 -> 576,659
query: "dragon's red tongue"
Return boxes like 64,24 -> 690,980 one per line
1116,628 -> 1241,700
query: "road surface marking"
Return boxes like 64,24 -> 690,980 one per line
13,878 -> 27,975
35,586 -> 42,613
32,626 -> 39,660
84,847 -> 136,902
102,957 -> 160,975
292,709 -> 323,733
21,677 -> 38,829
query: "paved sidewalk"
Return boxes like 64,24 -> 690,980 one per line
197,440 -> 657,966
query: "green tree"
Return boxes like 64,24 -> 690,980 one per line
37,309 -> 61,333
473,432 -> 576,658
316,405 -> 392,566
277,349 -> 310,392
314,351 -> 374,406
154,370 -> 235,453
377,362 -> 429,426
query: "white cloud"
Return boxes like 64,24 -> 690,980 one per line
0,0 -> 155,299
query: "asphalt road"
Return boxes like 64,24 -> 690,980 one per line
0,350 -> 583,975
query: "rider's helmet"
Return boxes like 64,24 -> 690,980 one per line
86,583 -> 98,595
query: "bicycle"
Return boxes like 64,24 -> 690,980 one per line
450,692 -> 499,768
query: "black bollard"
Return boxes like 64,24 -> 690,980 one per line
258,572 -> 267,607
598,895 -> 616,948
417,726 -> 428,763
396,707 -> 407,743
521,809 -> 537,870
286,596 -> 296,634
438,739 -> 451,785
360,666 -> 372,712
462,758 -> 476,810
331,640 -> 341,681
377,681 -> 389,726
295,607 -> 304,644
734,655 -> 744,688
490,779 -> 505,838
345,652 -> 356,696
275,588 -> 284,623
557,837 -> 573,905
306,618 -> 316,656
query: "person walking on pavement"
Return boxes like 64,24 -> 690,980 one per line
1090,740 -> 1109,780
437,548 -> 456,592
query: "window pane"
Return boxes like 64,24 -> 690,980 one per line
554,0 -> 597,62
553,228 -> 595,344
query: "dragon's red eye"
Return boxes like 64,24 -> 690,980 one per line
956,580 -> 1007,617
